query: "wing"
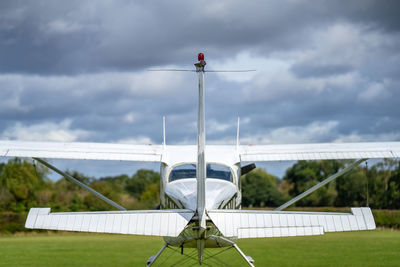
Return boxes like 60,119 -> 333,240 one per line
26,208 -> 193,237
208,208 -> 375,239
0,140 -> 162,162
240,142 -> 400,162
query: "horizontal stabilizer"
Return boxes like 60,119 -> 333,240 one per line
26,208 -> 194,237
208,208 -> 375,239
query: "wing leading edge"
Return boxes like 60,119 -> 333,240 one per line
208,208 -> 375,239
2,141 -> 400,163
0,140 -> 162,162
240,142 -> 400,162
26,208 -> 194,237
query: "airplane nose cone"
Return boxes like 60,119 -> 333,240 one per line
164,179 -> 237,211
205,180 -> 237,210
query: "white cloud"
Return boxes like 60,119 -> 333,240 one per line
357,81 -> 390,102
212,52 -> 290,82
243,64 -> 328,102
236,120 -> 400,145
333,132 -> 400,143
294,23 -> 373,70
240,121 -> 339,144
239,22 -> 398,104
1,119 -> 90,142
45,19 -> 85,34
0,91 -> 29,113
125,69 -> 189,96
123,112 -> 138,124
0,70 -> 191,100
207,119 -> 232,134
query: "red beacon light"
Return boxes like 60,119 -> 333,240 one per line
198,53 -> 205,62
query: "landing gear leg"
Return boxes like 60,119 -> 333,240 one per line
233,244 -> 255,267
146,243 -> 168,267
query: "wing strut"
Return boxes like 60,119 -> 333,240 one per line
233,244 -> 255,267
146,243 -> 168,267
275,158 -> 367,211
208,235 -> 255,267
33,157 -> 126,211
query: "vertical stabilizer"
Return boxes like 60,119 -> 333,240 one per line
195,53 -> 207,265
195,54 -> 207,238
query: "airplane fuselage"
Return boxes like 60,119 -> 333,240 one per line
158,145 -> 242,248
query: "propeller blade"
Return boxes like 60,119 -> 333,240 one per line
148,69 -> 195,72
205,70 -> 256,72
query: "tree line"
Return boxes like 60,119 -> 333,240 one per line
242,159 -> 400,209
0,158 -> 160,213
0,158 -> 399,214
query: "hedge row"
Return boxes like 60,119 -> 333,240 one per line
0,212 -> 28,234
372,210 -> 400,229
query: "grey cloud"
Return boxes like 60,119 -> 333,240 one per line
1,1 -> 399,75
331,0 -> 400,32
0,0 -> 399,151
291,64 -> 354,78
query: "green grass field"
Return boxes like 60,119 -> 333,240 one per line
0,230 -> 399,266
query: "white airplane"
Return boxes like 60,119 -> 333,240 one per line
1,53 -> 400,266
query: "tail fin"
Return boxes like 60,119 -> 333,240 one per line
195,55 -> 207,235
195,54 -> 207,264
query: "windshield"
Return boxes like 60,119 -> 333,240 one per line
169,163 -> 232,182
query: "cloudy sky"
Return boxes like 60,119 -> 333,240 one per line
1,0 -> 399,178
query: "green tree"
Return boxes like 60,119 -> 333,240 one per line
140,183 -> 160,208
283,160 -> 344,206
99,174 -> 129,194
84,180 -> 121,211
50,172 -> 91,211
335,167 -> 368,207
0,187 -> 15,210
241,168 -> 285,207
0,158 -> 48,212
386,166 -> 400,209
125,169 -> 160,199
372,159 -> 400,209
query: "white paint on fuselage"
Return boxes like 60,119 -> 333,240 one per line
165,179 -> 237,211
159,145 -> 242,211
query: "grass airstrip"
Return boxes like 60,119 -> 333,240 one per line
0,230 -> 399,266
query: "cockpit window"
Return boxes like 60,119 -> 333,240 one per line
206,164 -> 232,181
169,164 -> 197,181
169,163 -> 232,182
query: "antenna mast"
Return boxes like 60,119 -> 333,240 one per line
236,117 -> 240,150
162,116 -> 166,149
